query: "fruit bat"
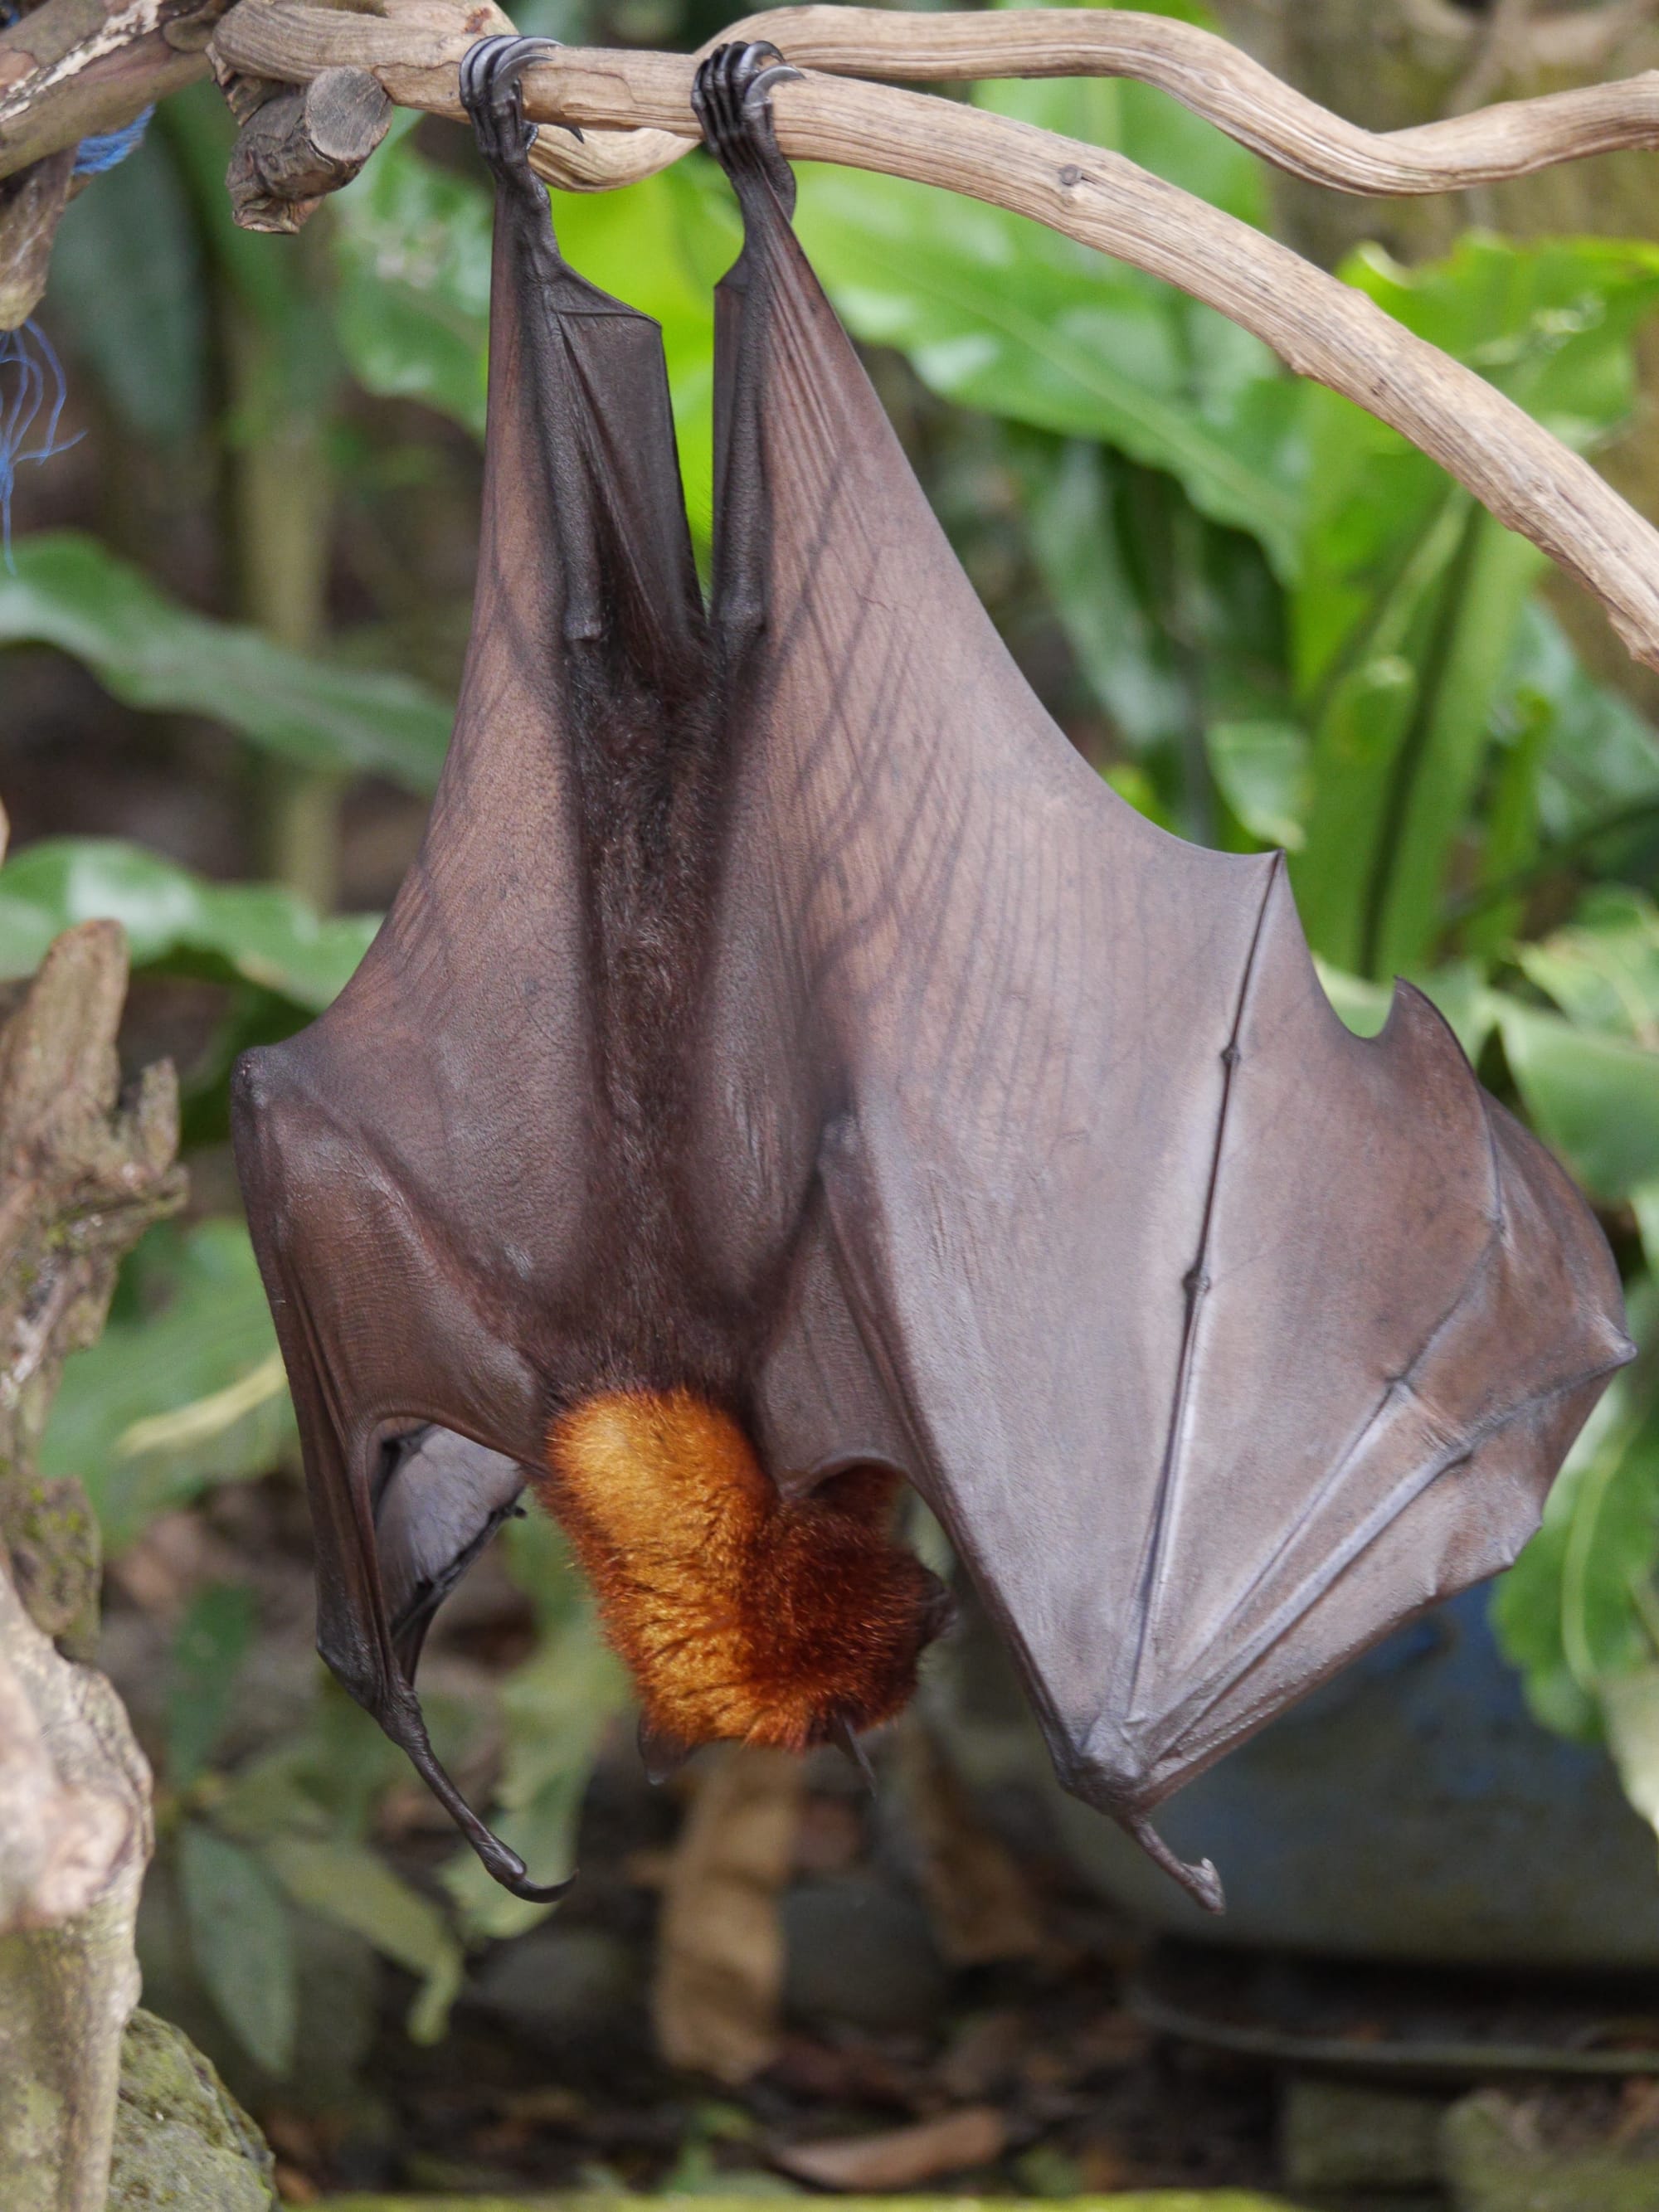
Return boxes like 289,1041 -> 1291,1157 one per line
231,36 -> 1633,1910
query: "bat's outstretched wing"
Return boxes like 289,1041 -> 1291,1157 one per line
231,40 -> 708,1896
693,47 -> 1633,1907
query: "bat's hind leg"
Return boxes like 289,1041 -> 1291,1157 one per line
693,41 -> 802,216
460,32 -> 581,174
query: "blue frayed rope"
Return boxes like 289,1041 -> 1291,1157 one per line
71,107 -> 154,175
0,323 -> 79,564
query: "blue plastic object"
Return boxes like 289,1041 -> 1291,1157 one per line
1050,1587 -> 1659,1965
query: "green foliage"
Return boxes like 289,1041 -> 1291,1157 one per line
163,1598 -> 468,2072
0,837 -> 378,1004
443,1514 -> 630,1942
178,1821 -> 300,2078
41,1219 -> 290,1556
793,167 -> 1301,573
49,128 -> 209,445
333,114 -> 494,437
0,535 -> 450,792
1291,236 -> 1659,978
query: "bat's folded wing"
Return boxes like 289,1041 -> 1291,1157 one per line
703,148 -> 1633,1902
232,138 -> 706,1897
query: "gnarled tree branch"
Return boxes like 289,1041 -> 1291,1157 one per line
8,3 -> 1659,667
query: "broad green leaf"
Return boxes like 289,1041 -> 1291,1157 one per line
1367,513 -> 1550,975
1518,886 -> 1659,1046
42,1219 -> 291,1553
264,1835 -> 464,2044
1014,436 -> 1188,750
792,167 -> 1302,570
48,129 -> 207,445
1494,999 -> 1659,1202
179,1821 -> 299,2077
0,839 -> 377,1005
1206,719 -> 1309,850
167,1583 -> 258,1791
1292,236 -> 1659,975
1346,233 -> 1659,450
0,534 -> 450,793
1504,603 -> 1659,860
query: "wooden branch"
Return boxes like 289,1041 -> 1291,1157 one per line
224,61 -> 391,230
207,10 -> 1659,676
0,1554 -> 151,2212
0,0 -> 226,180
0,852 -> 180,2212
11,0 -> 1659,665
207,2 -> 1659,197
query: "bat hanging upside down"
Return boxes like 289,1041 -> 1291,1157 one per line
232,38 -> 1633,1910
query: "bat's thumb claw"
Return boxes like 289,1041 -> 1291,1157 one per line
1123,1812 -> 1226,1915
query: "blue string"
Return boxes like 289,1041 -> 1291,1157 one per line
0,323 -> 80,566
71,107 -> 154,176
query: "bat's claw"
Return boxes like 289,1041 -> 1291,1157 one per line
392,1687 -> 575,1901
460,33 -> 581,176
693,41 -> 801,216
1122,1812 -> 1225,1915
832,1714 -> 878,1795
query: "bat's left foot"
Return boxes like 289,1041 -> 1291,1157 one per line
460,34 -> 581,176
693,41 -> 801,216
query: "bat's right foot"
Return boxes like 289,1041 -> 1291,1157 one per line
460,34 -> 577,176
693,41 -> 801,216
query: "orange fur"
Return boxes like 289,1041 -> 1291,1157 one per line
540,1389 -> 941,1753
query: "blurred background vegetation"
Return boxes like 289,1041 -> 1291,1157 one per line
7,0 -> 1659,2198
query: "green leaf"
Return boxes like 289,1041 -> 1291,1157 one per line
1014,437 -> 1189,750
332,114 -> 494,437
47,129 -> 208,445
1345,233 -> 1659,450
178,1821 -> 299,2077
0,838 -> 377,1005
213,1676 -> 410,1846
1494,999 -> 1659,1203
41,1220 -> 292,1553
264,1835 -> 464,2044
1207,719 -> 1310,850
445,1528 -> 629,1941
792,166 -> 1302,570
167,1583 -> 258,1791
1517,885 -> 1659,1045
1289,236 -> 1659,975
0,534 -> 450,793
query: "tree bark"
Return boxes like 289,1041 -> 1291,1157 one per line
0,863 -> 186,2210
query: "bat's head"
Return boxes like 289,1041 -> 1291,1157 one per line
541,1388 -> 951,1762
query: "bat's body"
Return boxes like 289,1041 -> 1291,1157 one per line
232,41 -> 1632,1908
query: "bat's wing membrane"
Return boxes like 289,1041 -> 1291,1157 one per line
699,104 -> 1632,1897
232,102 -> 706,1894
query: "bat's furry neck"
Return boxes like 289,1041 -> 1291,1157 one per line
540,1388 -> 944,1753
